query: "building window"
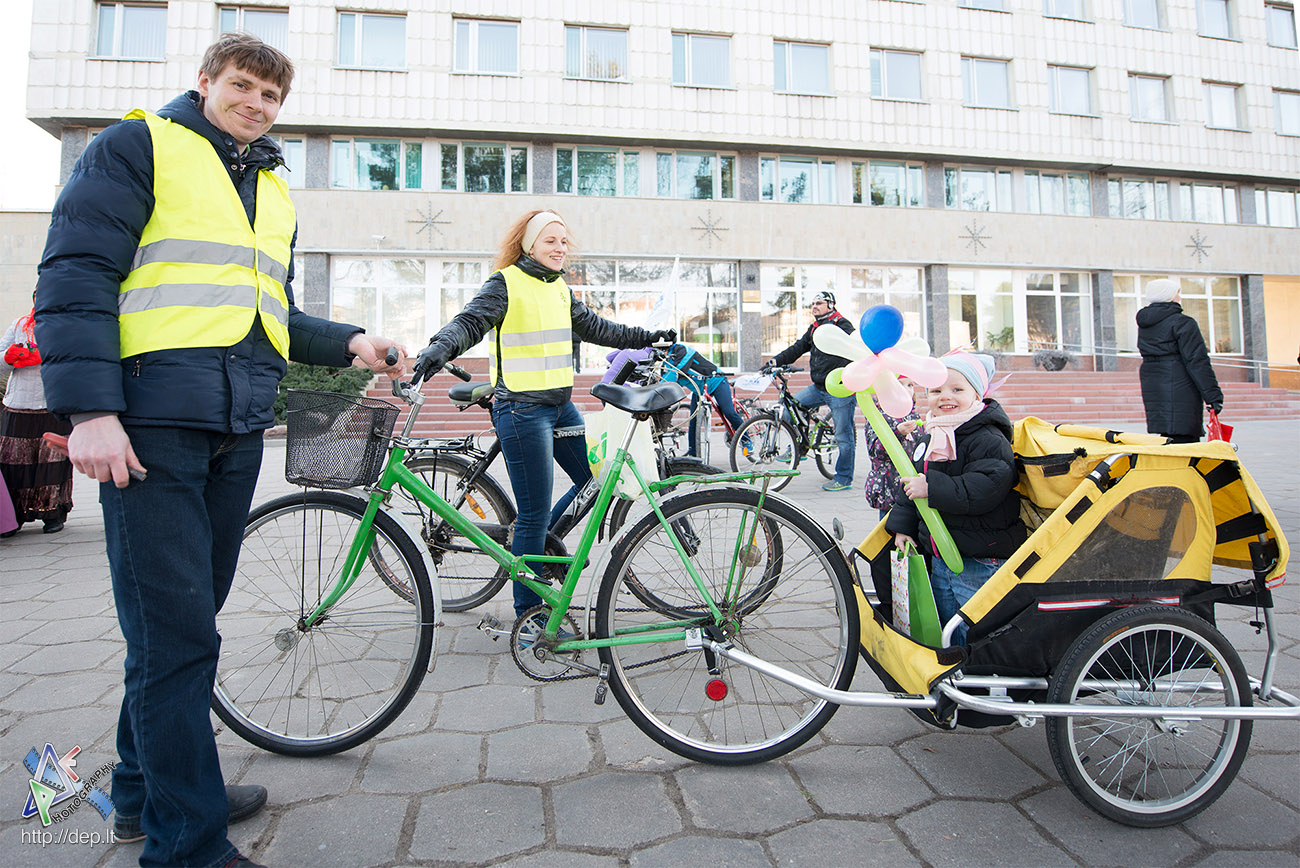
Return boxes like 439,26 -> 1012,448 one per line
1266,2 -> 1298,47
1108,178 -> 1173,219
773,40 -> 830,94
565,25 -> 627,80
870,49 -> 922,100
949,269 -> 1093,354
760,156 -> 836,203
1044,0 -> 1087,19
454,18 -> 518,74
962,57 -> 1012,108
962,0 -> 1006,10
331,139 -> 426,190
1198,0 -> 1234,37
338,12 -> 404,69
761,265 -> 924,354
1204,82 -> 1243,129
275,137 -> 304,188
96,3 -> 166,59
1129,74 -> 1171,121
1179,182 -> 1238,223
431,142 -> 527,193
1254,188 -> 1299,227
1048,65 -> 1092,114
218,7 -> 288,51
1026,171 -> 1091,216
851,161 -> 925,206
332,259 -> 429,353
672,33 -> 730,87
1115,276 -> 1241,354
1124,0 -> 1163,27
646,151 -> 736,199
945,167 -> 1014,211
1276,90 -> 1300,135
570,260 -> 740,369
555,147 -> 642,196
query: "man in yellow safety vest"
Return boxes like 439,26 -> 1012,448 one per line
35,34 -> 404,868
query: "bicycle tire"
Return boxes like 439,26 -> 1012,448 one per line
728,414 -> 799,491
1044,605 -> 1252,827
605,457 -> 724,539
215,492 -> 435,756
811,412 -> 839,481
595,487 -> 859,765
695,400 -> 712,465
394,453 -> 515,612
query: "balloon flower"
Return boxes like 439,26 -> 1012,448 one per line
812,305 -> 962,573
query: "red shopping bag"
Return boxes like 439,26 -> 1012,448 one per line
1207,409 -> 1233,442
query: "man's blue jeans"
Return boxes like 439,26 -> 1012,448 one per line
103,427 -> 264,868
790,385 -> 856,484
685,377 -> 745,458
492,399 -> 592,617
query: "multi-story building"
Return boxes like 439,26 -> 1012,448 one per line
21,0 -> 1300,379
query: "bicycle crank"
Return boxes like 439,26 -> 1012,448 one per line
509,606 -> 585,681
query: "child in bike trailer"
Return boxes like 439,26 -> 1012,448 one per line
886,353 -> 1025,644
863,377 -> 922,520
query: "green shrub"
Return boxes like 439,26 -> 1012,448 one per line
274,362 -> 375,424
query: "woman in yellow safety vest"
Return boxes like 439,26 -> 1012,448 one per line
415,210 -> 675,622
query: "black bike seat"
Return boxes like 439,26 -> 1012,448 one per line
448,381 -> 492,405
590,381 -> 686,415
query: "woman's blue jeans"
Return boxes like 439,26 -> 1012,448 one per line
492,399 -> 592,617
102,427 -> 264,868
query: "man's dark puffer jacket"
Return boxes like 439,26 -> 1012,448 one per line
885,399 -> 1027,560
35,90 -> 359,433
1136,301 -> 1223,439
424,254 -> 657,406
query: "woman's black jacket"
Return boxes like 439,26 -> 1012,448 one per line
1136,302 -> 1223,438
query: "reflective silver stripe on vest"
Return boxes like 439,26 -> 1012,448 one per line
118,284 -> 257,315
500,354 -> 574,373
257,256 -> 289,286
132,238 -> 254,272
499,327 -> 571,347
259,290 -> 289,326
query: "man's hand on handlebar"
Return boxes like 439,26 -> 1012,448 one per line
347,333 -> 406,379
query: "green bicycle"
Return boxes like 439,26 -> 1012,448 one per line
214,371 -> 860,764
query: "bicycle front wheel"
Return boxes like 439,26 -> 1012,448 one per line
595,487 -> 858,765
811,413 -> 840,481
395,454 -> 514,612
728,414 -> 799,491
215,492 -> 435,756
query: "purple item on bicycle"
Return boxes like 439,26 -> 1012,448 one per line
602,347 -> 653,385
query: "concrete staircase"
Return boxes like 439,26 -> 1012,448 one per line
369,364 -> 1300,439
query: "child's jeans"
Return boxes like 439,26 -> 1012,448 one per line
931,555 -> 1005,645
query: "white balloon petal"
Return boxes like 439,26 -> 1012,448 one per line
895,337 -> 931,357
812,325 -> 870,361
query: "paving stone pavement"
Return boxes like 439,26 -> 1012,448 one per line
1,419 -> 1297,867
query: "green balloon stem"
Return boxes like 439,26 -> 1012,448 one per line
856,391 -> 963,573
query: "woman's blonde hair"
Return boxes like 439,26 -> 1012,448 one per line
493,209 -> 577,272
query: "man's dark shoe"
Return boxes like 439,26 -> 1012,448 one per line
223,854 -> 267,868
113,785 -> 267,843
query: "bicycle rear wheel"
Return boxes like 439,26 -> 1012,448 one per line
811,412 -> 839,481
728,414 -> 798,491
393,454 -> 514,612
215,492 -> 435,756
595,487 -> 858,765
605,456 -> 724,539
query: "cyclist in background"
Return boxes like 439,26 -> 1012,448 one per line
661,344 -> 745,458
761,291 -> 857,491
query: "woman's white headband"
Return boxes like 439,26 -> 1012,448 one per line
522,212 -> 566,254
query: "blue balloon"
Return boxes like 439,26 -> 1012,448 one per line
860,305 -> 904,353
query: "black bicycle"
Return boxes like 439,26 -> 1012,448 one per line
727,365 -> 839,492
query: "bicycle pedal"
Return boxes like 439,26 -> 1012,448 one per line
478,614 -> 504,641
593,663 -> 610,705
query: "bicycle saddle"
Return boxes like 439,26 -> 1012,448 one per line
448,381 -> 492,406
590,381 -> 686,415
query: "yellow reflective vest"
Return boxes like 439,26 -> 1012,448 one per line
488,265 -> 574,391
116,110 -> 294,360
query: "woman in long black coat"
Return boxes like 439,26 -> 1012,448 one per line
1136,278 -> 1223,443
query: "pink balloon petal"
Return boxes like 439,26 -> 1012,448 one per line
880,347 -> 949,388
841,358 -> 882,392
873,369 -> 914,416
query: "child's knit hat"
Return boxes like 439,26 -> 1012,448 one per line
942,352 -> 996,399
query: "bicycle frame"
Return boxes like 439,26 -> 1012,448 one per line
302,395 -> 780,655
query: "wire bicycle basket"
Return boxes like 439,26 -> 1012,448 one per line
283,389 -> 400,489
